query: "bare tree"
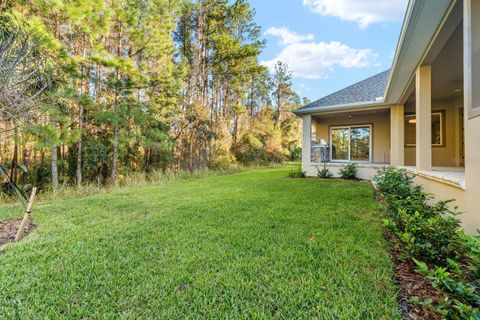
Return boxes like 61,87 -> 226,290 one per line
0,27 -> 49,137
0,25 -> 50,183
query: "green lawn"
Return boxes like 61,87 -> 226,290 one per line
0,167 -> 400,319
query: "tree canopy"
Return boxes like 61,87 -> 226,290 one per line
0,0 -> 304,191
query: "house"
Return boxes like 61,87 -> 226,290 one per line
293,0 -> 480,233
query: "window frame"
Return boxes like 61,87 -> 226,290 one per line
404,111 -> 446,148
329,124 -> 372,163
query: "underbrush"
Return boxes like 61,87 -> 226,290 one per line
374,167 -> 480,319
1,166 -> 243,205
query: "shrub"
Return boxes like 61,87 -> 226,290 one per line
233,132 -> 288,166
317,165 -> 333,178
288,165 -> 306,178
387,208 -> 463,263
339,163 -> 358,180
374,167 -> 480,318
232,133 -> 263,165
373,167 -> 417,198
373,167 -> 430,218
208,148 -> 236,171
31,162 -> 51,187
375,168 -> 463,264
289,146 -> 302,161
67,135 -> 110,183
415,248 -> 480,319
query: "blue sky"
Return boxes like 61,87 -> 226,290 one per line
248,0 -> 409,102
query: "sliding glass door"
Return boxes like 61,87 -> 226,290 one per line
330,125 -> 371,162
350,126 -> 371,161
331,128 -> 350,161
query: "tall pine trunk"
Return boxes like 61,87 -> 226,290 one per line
274,88 -> 281,129
111,67 -> 120,183
111,21 -> 123,183
51,17 -> 60,190
51,145 -> 58,189
76,50 -> 87,188
111,108 -> 119,182
51,117 -> 59,190
76,104 -> 83,187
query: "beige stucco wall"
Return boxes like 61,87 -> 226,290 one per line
413,173 -> 478,234
302,163 -> 386,180
313,112 -> 391,164
460,0 -> 480,232
404,97 -> 464,167
460,112 -> 480,233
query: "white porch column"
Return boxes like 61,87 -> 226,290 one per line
464,0 -> 480,192
415,65 -> 432,171
464,0 -> 480,119
302,115 -> 312,172
390,104 -> 405,167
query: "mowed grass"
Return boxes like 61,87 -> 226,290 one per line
0,167 -> 400,319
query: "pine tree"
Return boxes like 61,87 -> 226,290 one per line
1,0 -> 302,191
272,61 -> 294,129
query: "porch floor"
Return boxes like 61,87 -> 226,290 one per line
403,166 -> 466,189
314,162 -> 389,168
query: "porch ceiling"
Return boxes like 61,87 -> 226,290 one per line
385,0 -> 455,104
405,13 -> 464,104
312,108 -> 389,122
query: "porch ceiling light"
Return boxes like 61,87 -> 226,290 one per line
408,118 -> 417,124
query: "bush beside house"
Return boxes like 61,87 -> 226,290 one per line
339,163 -> 358,180
374,168 -> 480,319
317,165 -> 333,178
287,164 -> 306,178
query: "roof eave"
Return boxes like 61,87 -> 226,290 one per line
384,0 -> 456,104
293,101 -> 388,116
294,0 -> 456,115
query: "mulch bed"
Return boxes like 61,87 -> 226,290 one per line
375,190 -> 443,319
0,219 -> 36,247
385,230 -> 444,320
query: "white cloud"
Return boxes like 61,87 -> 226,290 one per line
262,28 -> 377,79
303,0 -> 408,29
297,83 -> 311,91
264,27 -> 314,45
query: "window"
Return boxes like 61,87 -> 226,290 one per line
404,111 -> 445,147
432,113 -> 442,145
330,125 -> 371,162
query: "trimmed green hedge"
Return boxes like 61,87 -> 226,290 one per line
374,168 -> 480,319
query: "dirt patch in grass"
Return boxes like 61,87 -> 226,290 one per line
0,219 -> 36,247
385,231 -> 443,320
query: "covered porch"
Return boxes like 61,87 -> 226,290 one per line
392,1 -> 465,189
302,2 -> 466,189
302,107 -> 392,180
310,108 -> 391,165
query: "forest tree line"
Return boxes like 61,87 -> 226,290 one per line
0,0 -> 304,191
